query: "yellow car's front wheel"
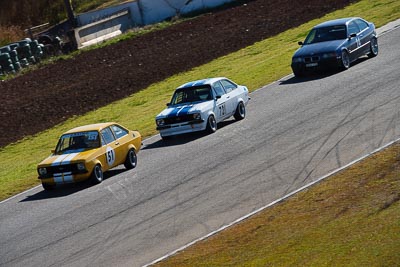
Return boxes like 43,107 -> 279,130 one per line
42,183 -> 55,191
90,164 -> 103,184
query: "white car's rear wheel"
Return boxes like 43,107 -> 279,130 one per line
234,102 -> 246,120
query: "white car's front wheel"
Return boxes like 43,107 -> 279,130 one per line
206,115 -> 217,133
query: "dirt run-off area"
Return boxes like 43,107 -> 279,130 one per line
0,0 -> 356,147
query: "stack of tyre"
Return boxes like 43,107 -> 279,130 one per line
0,46 -> 17,75
29,39 -> 44,62
0,38 -> 44,76
9,44 -> 22,71
16,38 -> 37,65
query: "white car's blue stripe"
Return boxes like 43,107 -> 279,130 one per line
167,105 -> 193,118
176,106 -> 192,116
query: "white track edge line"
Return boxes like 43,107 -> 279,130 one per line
0,185 -> 41,205
143,136 -> 400,267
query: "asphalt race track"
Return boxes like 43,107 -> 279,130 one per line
1,25 -> 399,267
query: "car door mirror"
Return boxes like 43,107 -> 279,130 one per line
166,103 -> 171,107
215,95 -> 222,100
298,41 -> 303,46
348,33 -> 357,39
51,149 -> 55,153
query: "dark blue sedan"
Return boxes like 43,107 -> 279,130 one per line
291,17 -> 378,77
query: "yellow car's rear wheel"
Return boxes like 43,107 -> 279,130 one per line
124,149 -> 137,170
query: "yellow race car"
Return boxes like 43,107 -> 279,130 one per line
37,122 -> 141,190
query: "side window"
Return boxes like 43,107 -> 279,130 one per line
304,29 -> 317,44
171,90 -> 184,104
101,127 -> 116,145
213,81 -> 226,97
348,21 -> 360,36
355,19 -> 368,32
111,125 -> 128,139
220,79 -> 237,93
196,88 -> 213,101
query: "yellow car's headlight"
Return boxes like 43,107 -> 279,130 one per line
77,162 -> 86,171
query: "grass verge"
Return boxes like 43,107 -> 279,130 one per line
1,0 -> 400,201
154,143 -> 400,266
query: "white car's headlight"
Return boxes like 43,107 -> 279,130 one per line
38,167 -> 47,176
156,118 -> 165,126
77,162 -> 86,171
192,113 -> 201,120
292,57 -> 303,63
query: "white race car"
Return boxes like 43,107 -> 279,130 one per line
155,77 -> 249,139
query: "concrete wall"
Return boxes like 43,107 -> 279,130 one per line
73,0 -> 235,48
140,0 -> 235,24
76,2 -> 142,26
75,9 -> 132,49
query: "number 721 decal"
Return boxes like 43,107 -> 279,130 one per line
218,103 -> 226,117
106,146 -> 116,166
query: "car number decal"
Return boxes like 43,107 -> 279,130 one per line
218,103 -> 226,117
106,146 -> 115,166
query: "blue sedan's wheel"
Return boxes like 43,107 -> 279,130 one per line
293,69 -> 304,77
368,38 -> 378,58
340,50 -> 350,70
206,115 -> 217,133
90,164 -> 103,184
160,134 -> 171,141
